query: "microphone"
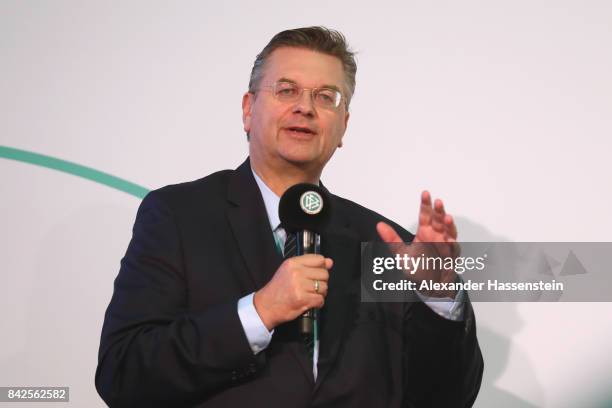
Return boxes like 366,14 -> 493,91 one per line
279,183 -> 331,335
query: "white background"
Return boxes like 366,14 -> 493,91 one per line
1,1 -> 611,406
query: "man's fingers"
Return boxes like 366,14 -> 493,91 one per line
304,279 -> 328,295
434,198 -> 445,215
309,294 -> 325,309
376,221 -> 403,243
421,190 -> 432,207
444,214 -> 458,240
292,254 -> 332,268
298,293 -> 326,310
419,190 -> 433,226
431,199 -> 447,232
303,268 -> 330,282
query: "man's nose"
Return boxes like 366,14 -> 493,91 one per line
292,89 -> 316,116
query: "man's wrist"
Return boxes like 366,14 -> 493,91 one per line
237,293 -> 274,354
253,290 -> 276,331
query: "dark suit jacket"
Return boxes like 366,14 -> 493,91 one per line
95,158 -> 483,407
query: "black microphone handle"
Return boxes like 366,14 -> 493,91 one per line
295,230 -> 320,335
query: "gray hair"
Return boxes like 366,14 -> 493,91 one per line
248,26 -> 357,109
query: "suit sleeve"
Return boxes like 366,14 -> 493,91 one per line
388,223 -> 483,408
95,191 -> 262,407
402,299 -> 483,408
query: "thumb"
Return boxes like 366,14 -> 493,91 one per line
376,222 -> 403,243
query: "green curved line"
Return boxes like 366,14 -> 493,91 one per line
0,145 -> 149,199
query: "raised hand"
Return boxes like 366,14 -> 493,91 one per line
376,191 -> 460,297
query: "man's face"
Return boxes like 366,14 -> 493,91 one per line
242,47 -> 350,175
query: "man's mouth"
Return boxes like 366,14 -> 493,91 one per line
285,126 -> 317,135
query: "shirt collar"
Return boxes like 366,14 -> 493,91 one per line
251,167 -> 281,231
251,166 -> 321,232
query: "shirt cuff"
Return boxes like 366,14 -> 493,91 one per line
417,288 -> 466,321
237,293 -> 273,354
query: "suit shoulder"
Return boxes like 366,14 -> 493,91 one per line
142,169 -> 232,212
331,193 -> 414,242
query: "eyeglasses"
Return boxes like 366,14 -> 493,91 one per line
258,81 -> 345,110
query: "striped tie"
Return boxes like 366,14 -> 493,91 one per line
283,232 -> 297,258
283,232 -> 315,361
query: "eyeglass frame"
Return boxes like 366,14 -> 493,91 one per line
255,80 -> 348,111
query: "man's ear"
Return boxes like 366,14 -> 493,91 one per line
338,110 -> 350,148
242,92 -> 254,133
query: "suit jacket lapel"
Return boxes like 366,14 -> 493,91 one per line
226,158 -> 282,289
226,158 -> 315,383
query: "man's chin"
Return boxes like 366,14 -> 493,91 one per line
279,148 -> 318,164
279,152 -> 321,170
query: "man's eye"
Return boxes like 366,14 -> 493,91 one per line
316,90 -> 337,104
276,85 -> 298,97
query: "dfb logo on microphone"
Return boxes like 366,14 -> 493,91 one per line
300,191 -> 323,215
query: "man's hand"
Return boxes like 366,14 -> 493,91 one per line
376,191 -> 459,297
254,254 -> 332,331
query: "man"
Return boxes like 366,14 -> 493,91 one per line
95,27 -> 483,407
